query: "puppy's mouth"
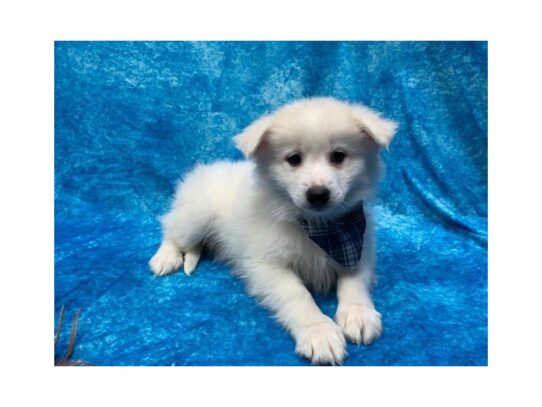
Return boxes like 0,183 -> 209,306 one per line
306,202 -> 331,212
301,200 -> 336,217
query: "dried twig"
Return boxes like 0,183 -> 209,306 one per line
54,305 -> 65,348
55,306 -> 93,366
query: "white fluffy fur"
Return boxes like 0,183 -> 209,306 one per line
149,97 -> 397,364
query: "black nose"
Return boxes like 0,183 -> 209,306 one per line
306,186 -> 330,207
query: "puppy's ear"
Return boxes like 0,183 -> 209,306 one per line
233,114 -> 274,158
350,104 -> 398,148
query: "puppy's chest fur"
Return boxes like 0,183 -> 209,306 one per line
207,217 -> 346,293
288,240 -> 346,293
260,220 -> 352,293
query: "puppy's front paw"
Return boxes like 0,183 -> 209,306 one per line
295,318 -> 346,365
149,241 -> 184,276
335,303 -> 382,345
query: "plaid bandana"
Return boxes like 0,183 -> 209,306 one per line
300,205 -> 366,269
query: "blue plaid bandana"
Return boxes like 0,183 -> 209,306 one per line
300,205 -> 366,269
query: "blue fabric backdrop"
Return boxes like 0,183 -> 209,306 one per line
54,41 -> 487,366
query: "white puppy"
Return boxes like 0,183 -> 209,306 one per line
149,97 -> 397,364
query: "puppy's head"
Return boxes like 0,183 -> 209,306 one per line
234,98 -> 397,219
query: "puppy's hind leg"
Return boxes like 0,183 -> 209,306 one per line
183,244 -> 202,276
149,238 -> 184,276
150,163 -> 226,277
149,240 -> 202,277
150,199 -> 212,276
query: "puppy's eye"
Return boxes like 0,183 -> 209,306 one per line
285,153 -> 302,167
330,150 -> 346,165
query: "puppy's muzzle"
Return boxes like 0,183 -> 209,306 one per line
306,186 -> 330,209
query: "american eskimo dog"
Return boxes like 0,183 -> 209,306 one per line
150,97 -> 397,364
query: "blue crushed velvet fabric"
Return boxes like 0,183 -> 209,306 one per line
54,41 -> 487,366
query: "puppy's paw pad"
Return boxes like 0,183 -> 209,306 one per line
149,242 -> 184,276
335,303 -> 382,345
183,246 -> 202,276
295,318 -> 346,365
